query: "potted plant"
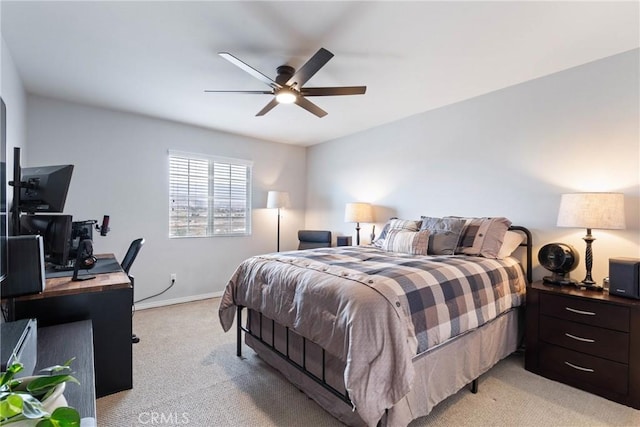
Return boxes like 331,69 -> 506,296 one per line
0,358 -> 80,427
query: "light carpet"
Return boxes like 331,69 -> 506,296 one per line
97,298 -> 640,426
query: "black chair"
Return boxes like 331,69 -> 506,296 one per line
121,238 -> 144,343
297,230 -> 331,250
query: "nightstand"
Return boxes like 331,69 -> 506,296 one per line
337,236 -> 352,247
525,281 -> 640,409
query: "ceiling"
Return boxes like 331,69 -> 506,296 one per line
2,1 -> 638,146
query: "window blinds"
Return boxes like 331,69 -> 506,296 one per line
169,152 -> 252,237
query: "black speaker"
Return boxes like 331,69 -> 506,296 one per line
4,235 -> 46,298
609,257 -> 640,299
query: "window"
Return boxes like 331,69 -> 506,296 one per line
169,151 -> 252,238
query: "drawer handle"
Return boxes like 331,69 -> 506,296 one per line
565,333 -> 595,343
565,307 -> 595,316
564,361 -> 594,373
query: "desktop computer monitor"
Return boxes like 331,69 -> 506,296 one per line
19,164 -> 73,214
19,214 -> 72,267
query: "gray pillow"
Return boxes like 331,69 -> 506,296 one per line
419,216 -> 466,255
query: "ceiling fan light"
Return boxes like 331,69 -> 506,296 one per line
275,89 -> 297,104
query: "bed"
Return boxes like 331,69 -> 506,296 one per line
219,219 -> 532,426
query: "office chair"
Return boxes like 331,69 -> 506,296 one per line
297,230 -> 331,250
121,238 -> 145,344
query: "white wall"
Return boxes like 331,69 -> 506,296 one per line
306,49 -> 640,283
0,36 -> 27,312
1,36 -> 27,198
26,96 -> 306,305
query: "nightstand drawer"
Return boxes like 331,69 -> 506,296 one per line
540,343 -> 628,395
540,316 -> 629,363
540,293 -> 630,332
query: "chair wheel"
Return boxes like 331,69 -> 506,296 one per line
132,334 -> 140,344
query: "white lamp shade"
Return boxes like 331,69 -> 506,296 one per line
266,191 -> 290,209
557,192 -> 625,230
345,202 -> 373,223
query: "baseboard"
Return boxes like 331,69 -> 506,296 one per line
133,291 -> 223,311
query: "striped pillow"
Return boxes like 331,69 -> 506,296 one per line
373,218 -> 421,248
382,229 -> 430,255
449,216 -> 512,258
387,218 -> 421,232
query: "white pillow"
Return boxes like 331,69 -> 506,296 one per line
497,230 -> 524,259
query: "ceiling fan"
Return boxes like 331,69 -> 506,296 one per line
205,48 -> 366,118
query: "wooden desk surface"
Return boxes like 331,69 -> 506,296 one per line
14,253 -> 131,301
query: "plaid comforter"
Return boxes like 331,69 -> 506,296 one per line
290,246 -> 526,354
219,246 -> 526,426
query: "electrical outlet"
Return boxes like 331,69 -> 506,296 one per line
171,273 -> 177,282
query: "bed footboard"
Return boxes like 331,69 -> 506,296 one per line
236,305 -> 351,406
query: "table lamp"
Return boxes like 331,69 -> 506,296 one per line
557,192 -> 625,289
345,202 -> 373,245
267,191 -> 290,252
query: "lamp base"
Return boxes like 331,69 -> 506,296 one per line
576,282 -> 604,292
543,273 -> 577,286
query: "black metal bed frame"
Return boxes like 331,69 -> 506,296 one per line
236,306 -> 352,405
235,225 -> 533,418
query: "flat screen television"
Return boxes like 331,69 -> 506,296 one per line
19,164 -> 74,213
20,214 -> 73,267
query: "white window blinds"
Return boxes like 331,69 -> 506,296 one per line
169,151 -> 252,237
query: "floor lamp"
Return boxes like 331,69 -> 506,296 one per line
345,202 -> 373,246
557,192 -> 625,289
267,191 -> 290,252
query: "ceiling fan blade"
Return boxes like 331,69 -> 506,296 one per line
294,96 -> 328,118
300,86 -> 367,96
287,48 -> 334,87
256,98 -> 279,116
204,90 -> 273,94
218,52 -> 281,89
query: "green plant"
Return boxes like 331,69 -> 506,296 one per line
0,358 -> 80,427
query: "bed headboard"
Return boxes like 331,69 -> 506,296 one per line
508,225 -> 532,284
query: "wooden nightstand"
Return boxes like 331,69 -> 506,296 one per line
525,281 -> 640,409
337,236 -> 352,247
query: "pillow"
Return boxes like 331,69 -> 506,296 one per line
372,217 -> 421,248
448,216 -> 512,258
497,230 -> 524,259
387,218 -> 421,232
382,229 -> 430,255
373,217 -> 397,245
419,216 -> 466,255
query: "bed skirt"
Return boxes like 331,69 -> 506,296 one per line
245,307 -> 523,426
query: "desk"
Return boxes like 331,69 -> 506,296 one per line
11,254 -> 132,398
